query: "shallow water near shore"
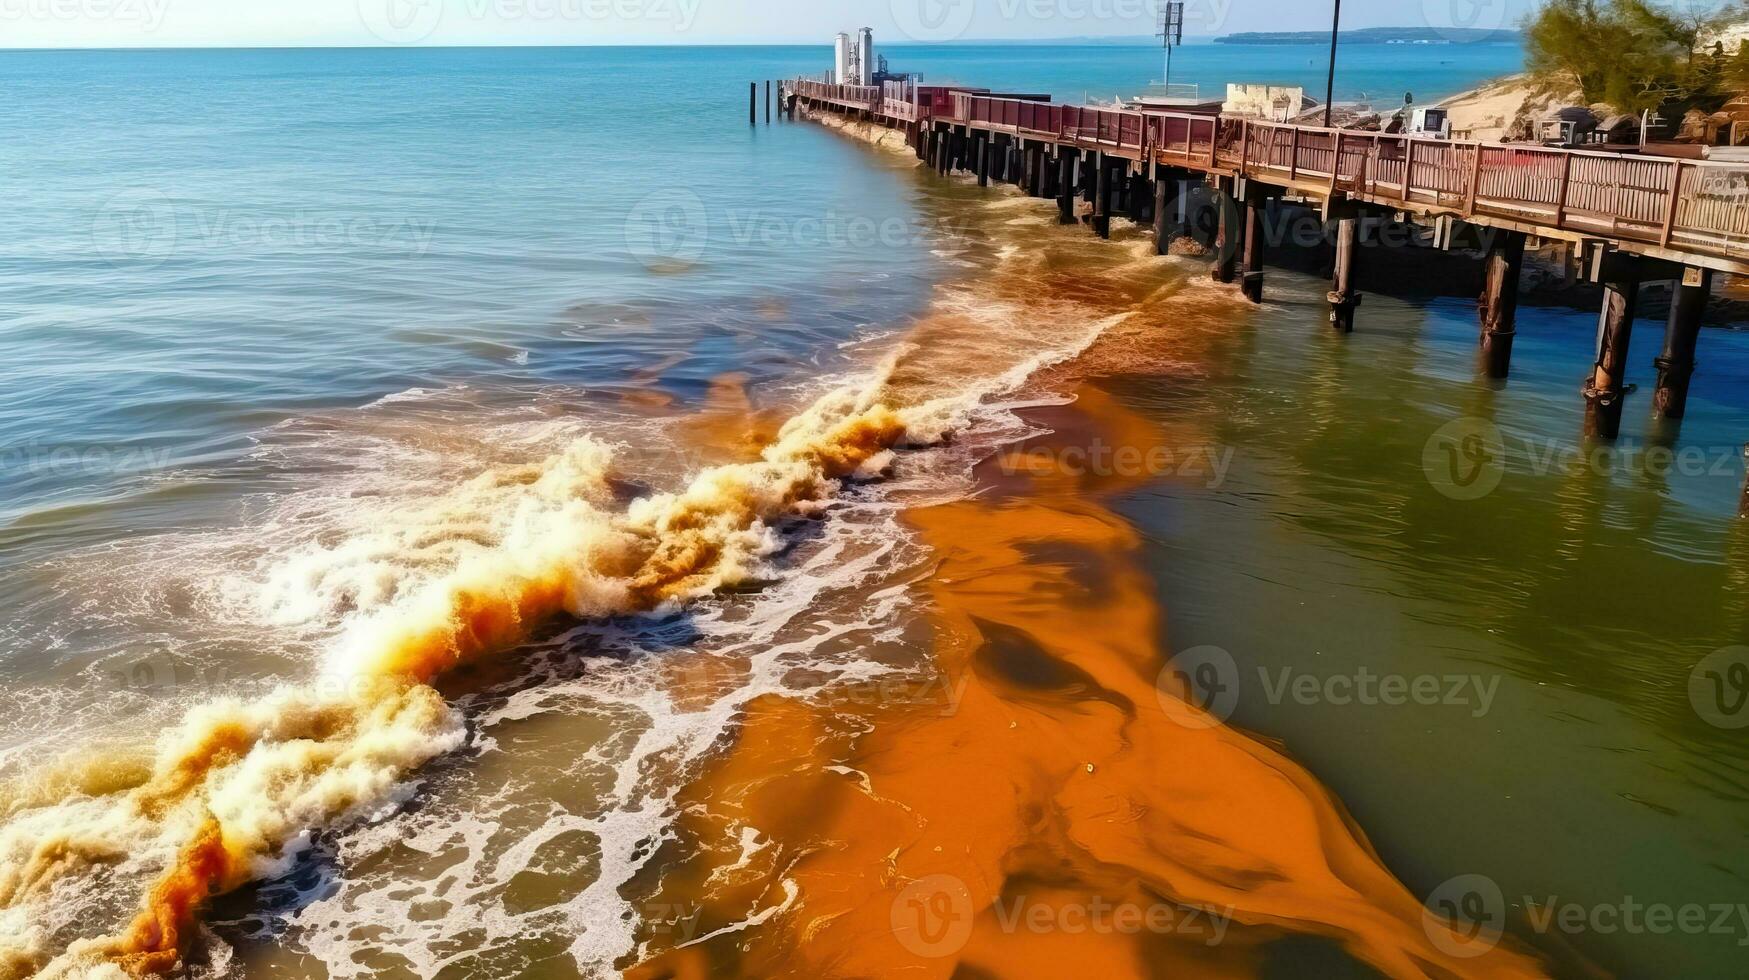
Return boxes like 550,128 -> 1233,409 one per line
1,45 -> 1746,980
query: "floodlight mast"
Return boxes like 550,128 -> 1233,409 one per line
1160,2 -> 1184,91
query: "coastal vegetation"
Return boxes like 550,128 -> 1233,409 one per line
1525,0 -> 1749,113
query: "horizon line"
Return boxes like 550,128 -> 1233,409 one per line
0,36 -> 1524,53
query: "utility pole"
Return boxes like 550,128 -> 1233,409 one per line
1324,0 -> 1341,127
1159,2 -> 1184,92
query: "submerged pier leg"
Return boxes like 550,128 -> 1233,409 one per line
1057,149 -> 1079,225
1653,266 -> 1712,421
1327,204 -> 1362,332
1081,151 -> 1098,206
1093,158 -> 1112,239
1584,256 -> 1641,440
1210,178 -> 1237,285
1478,229 -> 1527,378
976,132 -> 991,186
1241,186 -> 1265,304
1741,445 -> 1749,518
1152,175 -> 1181,254
1129,171 -> 1150,224
1029,144 -> 1047,197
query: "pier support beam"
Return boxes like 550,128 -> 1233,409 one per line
1081,151 -> 1098,206
1093,158 -> 1113,239
1240,186 -> 1265,304
1210,178 -> 1238,285
1028,144 -> 1047,197
1128,171 -> 1151,225
1152,176 -> 1181,254
1478,229 -> 1527,379
1741,445 -> 1749,518
1327,203 -> 1362,333
1057,150 -> 1079,225
1653,266 -> 1712,420
1584,255 -> 1641,440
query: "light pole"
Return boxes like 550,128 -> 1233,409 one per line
1324,0 -> 1341,127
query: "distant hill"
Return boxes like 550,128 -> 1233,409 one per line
1217,27 -> 1519,45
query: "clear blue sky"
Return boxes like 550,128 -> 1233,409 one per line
2,0 -> 1542,49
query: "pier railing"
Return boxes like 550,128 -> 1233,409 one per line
789,80 -> 1749,264
794,79 -> 882,113
943,94 -> 1749,264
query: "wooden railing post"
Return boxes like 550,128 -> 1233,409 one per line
1289,128 -> 1300,180
1465,142 -> 1483,215
1402,137 -> 1416,202
1554,153 -> 1573,228
1660,161 -> 1684,246
1330,131 -> 1344,193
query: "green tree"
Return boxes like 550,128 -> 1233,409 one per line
1526,0 -> 1748,113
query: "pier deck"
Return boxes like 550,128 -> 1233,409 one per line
780,75 -> 1749,494
793,79 -> 1749,276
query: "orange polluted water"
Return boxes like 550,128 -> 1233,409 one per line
626,386 -> 1549,979
3,117 -> 1552,979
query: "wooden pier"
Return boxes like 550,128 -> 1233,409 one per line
780,76 -> 1749,463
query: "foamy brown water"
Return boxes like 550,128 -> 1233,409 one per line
3,108 -> 1554,980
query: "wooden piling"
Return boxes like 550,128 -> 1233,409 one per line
1057,149 -> 1079,225
765,81 -> 772,124
1210,179 -> 1237,285
1241,188 -> 1265,304
1093,158 -> 1112,239
1478,230 -> 1527,379
1741,445 -> 1749,518
1080,151 -> 1098,206
1152,177 -> 1180,254
1028,145 -> 1047,197
975,133 -> 990,186
1584,256 -> 1640,439
1654,267 -> 1712,420
1128,171 -> 1150,224
750,82 -> 757,126
1328,204 -> 1362,332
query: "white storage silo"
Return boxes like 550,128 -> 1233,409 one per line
857,28 -> 875,85
833,33 -> 851,85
